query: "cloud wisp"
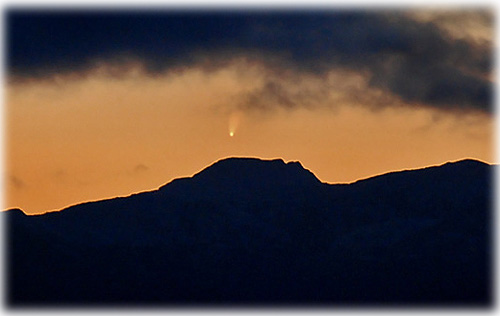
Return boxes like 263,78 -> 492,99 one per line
6,9 -> 493,114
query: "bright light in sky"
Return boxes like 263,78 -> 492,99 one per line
228,111 -> 242,139
5,9 -> 494,216
5,65 -> 493,215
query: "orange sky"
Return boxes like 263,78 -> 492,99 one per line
5,61 -> 494,215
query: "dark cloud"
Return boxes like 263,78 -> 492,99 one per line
9,175 -> 25,189
6,9 -> 492,113
52,169 -> 66,177
237,80 -> 328,111
133,164 -> 149,173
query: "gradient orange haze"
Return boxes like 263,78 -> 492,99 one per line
5,63 -> 494,214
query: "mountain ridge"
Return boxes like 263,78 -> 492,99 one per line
6,157 -> 491,216
6,156 -> 492,305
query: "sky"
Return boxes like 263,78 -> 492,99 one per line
4,7 -> 495,215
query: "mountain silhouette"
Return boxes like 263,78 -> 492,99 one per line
5,157 -> 493,306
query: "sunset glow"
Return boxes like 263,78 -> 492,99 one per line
5,9 -> 495,308
4,9 -> 494,215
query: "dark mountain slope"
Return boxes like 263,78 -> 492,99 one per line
5,158 -> 493,306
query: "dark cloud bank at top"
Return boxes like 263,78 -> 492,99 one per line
7,9 -> 493,114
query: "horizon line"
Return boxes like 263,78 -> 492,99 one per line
5,155 -> 493,216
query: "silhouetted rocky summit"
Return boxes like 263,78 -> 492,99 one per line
6,157 -> 493,307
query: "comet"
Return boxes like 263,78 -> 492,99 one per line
228,111 -> 242,138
